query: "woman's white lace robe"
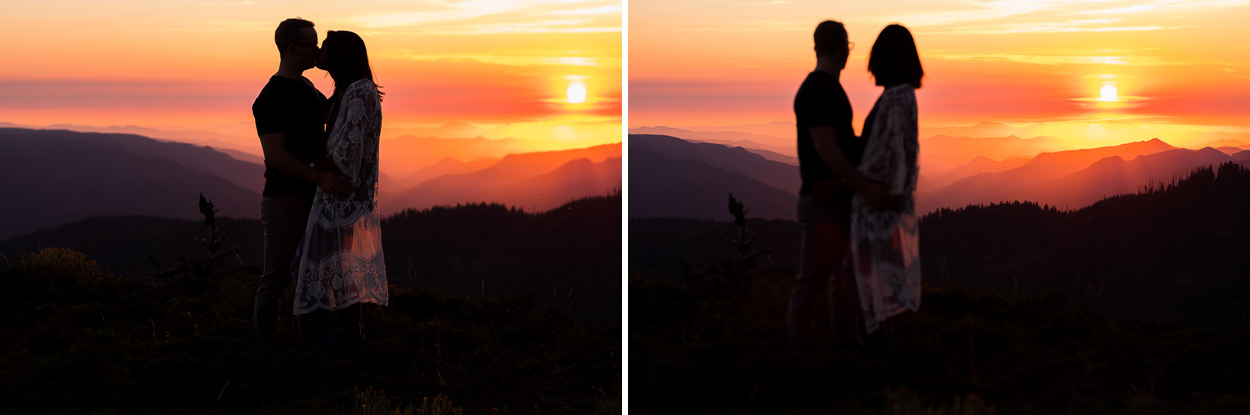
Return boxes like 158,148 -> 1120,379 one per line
849,84 -> 921,333
294,79 -> 388,314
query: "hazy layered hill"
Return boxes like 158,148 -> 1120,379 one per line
922,138 -> 1178,212
380,135 -> 521,180
630,134 -> 798,193
0,122 -> 263,162
386,143 -> 621,215
0,127 -> 622,239
1027,147 -> 1234,209
393,156 -> 499,190
0,128 -> 261,240
924,155 -> 1032,190
628,126 -> 795,159
629,135 -> 798,220
920,134 -> 1063,175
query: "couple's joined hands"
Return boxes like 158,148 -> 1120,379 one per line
313,157 -> 353,198
857,180 -> 894,211
808,178 -> 894,211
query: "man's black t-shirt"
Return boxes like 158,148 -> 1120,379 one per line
252,75 -> 328,196
794,70 -> 861,196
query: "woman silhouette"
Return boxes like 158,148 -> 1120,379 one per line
847,24 -> 923,340
293,30 -> 388,350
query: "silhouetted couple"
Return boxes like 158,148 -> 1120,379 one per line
787,21 -> 922,351
252,18 -> 388,351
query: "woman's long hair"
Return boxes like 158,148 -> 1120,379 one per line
321,30 -> 384,102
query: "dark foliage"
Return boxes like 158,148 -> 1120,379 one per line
0,195 -> 622,321
633,163 -> 1250,330
921,162 -> 1250,330
0,248 -> 620,415
630,270 -> 1250,414
629,217 -> 800,282
382,194 -> 622,320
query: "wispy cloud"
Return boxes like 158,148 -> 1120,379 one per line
351,0 -> 621,32
880,0 -> 1248,30
394,54 -> 607,66
1069,4 -> 1160,15
934,53 -> 1130,65
930,20 -> 1188,34
931,51 -> 1211,66
548,5 -> 621,16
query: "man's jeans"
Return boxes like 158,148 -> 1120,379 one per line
254,193 -> 312,347
786,193 -> 861,344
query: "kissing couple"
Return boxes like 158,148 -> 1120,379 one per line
251,18 -> 388,351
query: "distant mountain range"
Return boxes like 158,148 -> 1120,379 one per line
0,121 -> 262,162
919,134 -> 1064,175
0,128 -> 261,240
918,138 -> 1231,212
629,134 -> 798,221
380,135 -> 522,181
0,127 -> 620,240
386,143 -> 621,215
632,131 -> 1246,219
629,126 -> 794,158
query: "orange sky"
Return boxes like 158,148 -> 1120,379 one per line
629,0 -> 1250,148
0,0 -> 622,154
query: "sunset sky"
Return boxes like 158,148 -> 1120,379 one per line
630,0 -> 1250,149
0,0 -> 622,154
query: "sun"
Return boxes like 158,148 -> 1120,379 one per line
1099,85 -> 1118,101
566,82 -> 587,104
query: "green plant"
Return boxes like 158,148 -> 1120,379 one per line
20,247 -> 105,280
151,193 -> 240,286
724,194 -> 767,280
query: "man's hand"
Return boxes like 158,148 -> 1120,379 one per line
807,179 -> 846,205
317,172 -> 353,198
312,157 -> 341,173
859,180 -> 894,211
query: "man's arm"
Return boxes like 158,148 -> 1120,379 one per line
810,126 -> 867,190
810,127 -> 891,210
259,133 -> 352,197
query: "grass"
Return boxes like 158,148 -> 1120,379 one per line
0,247 -> 621,415
630,268 -> 1250,414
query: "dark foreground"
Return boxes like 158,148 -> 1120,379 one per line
0,248 -> 621,415
630,270 -> 1250,414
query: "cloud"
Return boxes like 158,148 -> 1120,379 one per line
878,0 -> 1247,31
930,21 -> 1188,34
928,52 -> 1204,66
548,4 -> 621,16
351,0 -> 621,32
395,54 -> 606,67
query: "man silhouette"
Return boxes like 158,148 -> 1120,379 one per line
787,20 -> 888,348
251,17 -> 352,347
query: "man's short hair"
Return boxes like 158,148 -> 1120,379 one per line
813,20 -> 848,57
275,18 -> 315,56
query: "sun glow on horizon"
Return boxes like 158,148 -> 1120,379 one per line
567,82 -> 588,103
630,0 -> 1250,143
1099,84 -> 1119,101
1,0 -> 622,153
